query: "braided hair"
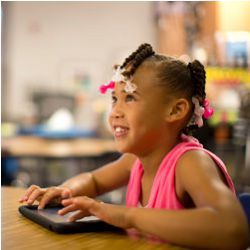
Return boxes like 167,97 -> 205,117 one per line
120,43 -> 155,78
187,60 -> 206,101
119,43 -> 207,134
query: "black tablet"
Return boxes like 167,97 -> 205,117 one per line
19,205 -> 122,234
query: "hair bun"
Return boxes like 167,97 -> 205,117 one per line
139,43 -> 155,57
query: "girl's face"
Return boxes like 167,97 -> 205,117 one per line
108,65 -> 171,156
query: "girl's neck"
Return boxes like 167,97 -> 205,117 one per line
138,135 -> 181,177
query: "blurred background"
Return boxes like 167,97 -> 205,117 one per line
1,1 -> 250,201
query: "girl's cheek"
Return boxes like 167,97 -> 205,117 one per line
107,109 -> 112,124
106,111 -> 113,134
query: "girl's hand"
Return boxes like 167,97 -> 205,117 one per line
19,185 -> 72,209
59,196 -> 133,229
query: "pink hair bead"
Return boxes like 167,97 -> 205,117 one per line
99,81 -> 115,94
203,99 -> 214,119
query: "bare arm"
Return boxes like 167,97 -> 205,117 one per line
61,153 -> 136,197
126,151 -> 249,250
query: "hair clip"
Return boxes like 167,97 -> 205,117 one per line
124,80 -> 137,93
99,81 -> 115,94
203,99 -> 214,119
99,66 -> 137,94
187,97 -> 214,128
111,67 -> 126,82
192,97 -> 205,127
112,67 -> 137,93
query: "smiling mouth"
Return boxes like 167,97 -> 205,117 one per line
113,126 -> 129,138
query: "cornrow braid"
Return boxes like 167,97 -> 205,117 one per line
187,60 -> 206,102
184,60 -> 207,135
121,43 -> 155,78
120,50 -> 140,69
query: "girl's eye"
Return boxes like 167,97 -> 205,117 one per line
111,96 -> 117,104
125,94 -> 136,102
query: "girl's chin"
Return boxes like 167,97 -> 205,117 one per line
116,147 -> 130,154
115,142 -> 132,154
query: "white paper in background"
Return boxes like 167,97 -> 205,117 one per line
45,108 -> 74,131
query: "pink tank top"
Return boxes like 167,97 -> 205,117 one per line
126,135 -> 235,209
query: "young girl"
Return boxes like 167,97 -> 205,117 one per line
20,44 -> 248,250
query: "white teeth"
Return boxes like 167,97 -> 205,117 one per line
114,126 -> 128,137
115,127 -> 123,132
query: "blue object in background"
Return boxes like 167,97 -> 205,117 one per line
18,125 -> 97,139
226,40 -> 248,67
1,157 -> 19,185
239,193 -> 250,225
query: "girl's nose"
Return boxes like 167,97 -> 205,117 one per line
110,105 -> 124,119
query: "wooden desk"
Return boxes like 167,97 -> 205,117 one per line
2,187 -> 188,250
2,136 -> 117,158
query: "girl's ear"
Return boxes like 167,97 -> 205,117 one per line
165,98 -> 190,122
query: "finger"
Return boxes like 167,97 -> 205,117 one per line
61,189 -> 72,199
38,188 -> 62,209
61,198 -> 74,206
62,196 -> 93,209
19,185 -> 39,202
60,196 -> 95,216
68,211 -> 90,222
58,204 -> 77,216
75,196 -> 95,208
26,188 -> 44,205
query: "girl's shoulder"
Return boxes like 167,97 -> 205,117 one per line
178,148 -> 213,164
177,149 -> 214,168
175,147 -> 234,195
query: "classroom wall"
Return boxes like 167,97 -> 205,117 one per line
217,2 -> 250,32
2,2 -> 156,121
